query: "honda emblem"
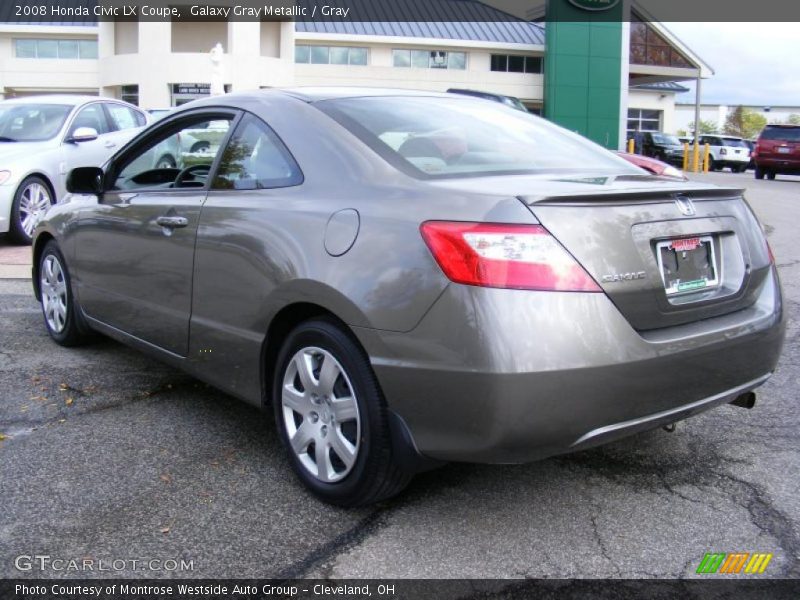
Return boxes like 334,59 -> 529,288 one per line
674,195 -> 696,216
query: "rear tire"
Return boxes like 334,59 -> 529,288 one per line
272,318 -> 411,506
767,171 -> 777,180
755,167 -> 765,180
38,241 -> 92,347
155,155 -> 176,169
190,141 -> 210,154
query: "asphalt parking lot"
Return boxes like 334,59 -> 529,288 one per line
1,170 -> 798,580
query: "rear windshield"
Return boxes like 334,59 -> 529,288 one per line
318,96 -> 640,179
651,133 -> 681,145
721,138 -> 747,147
760,127 -> 800,142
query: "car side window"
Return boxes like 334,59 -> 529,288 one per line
212,114 -> 303,190
110,115 -> 233,191
106,103 -> 145,131
68,104 -> 110,137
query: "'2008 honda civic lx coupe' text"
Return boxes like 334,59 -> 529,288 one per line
32,89 -> 785,506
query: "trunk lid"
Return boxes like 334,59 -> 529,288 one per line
430,173 -> 772,331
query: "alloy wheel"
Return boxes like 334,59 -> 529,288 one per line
40,254 -> 68,333
281,346 -> 361,483
19,182 -> 52,237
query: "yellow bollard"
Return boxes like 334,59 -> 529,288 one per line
683,143 -> 689,171
702,143 -> 711,173
692,143 -> 700,173
627,138 -> 635,153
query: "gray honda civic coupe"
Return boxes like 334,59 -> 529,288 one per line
33,89 -> 785,506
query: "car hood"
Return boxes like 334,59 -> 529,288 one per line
427,172 -> 730,204
0,141 -> 50,163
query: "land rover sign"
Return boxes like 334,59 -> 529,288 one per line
567,0 -> 621,10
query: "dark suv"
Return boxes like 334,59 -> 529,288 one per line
631,132 -> 685,165
754,124 -> 800,180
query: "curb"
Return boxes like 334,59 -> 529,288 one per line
0,265 -> 32,279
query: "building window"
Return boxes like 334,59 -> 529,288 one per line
392,49 -> 467,70
629,18 -> 692,68
627,108 -> 662,133
120,85 -> 139,107
490,54 -> 542,74
294,45 -> 368,66
14,38 -> 97,59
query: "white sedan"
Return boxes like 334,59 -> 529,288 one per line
0,95 -> 148,243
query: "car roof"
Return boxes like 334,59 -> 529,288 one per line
764,124 -> 800,128
280,87 -> 456,103
0,94 -> 106,106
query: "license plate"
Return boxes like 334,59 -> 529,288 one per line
777,147 -> 791,154
656,236 -> 719,295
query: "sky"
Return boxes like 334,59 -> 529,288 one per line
663,22 -> 800,107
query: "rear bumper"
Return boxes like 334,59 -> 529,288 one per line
716,157 -> 749,165
755,157 -> 800,173
356,268 -> 785,464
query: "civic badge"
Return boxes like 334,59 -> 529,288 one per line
674,194 -> 696,217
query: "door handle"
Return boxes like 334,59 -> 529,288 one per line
156,215 -> 189,229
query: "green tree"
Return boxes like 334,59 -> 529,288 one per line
724,106 -> 767,139
784,114 -> 800,125
687,119 -> 718,135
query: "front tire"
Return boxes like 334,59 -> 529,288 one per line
272,318 -> 411,506
38,241 -> 92,347
10,176 -> 53,244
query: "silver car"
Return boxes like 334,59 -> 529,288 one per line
33,89 -> 785,506
0,95 -> 147,243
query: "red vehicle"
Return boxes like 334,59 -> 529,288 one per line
753,124 -> 800,180
616,151 -> 686,180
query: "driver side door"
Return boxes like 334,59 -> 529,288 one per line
73,109 -> 238,356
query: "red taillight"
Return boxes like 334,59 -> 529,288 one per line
420,221 -> 601,292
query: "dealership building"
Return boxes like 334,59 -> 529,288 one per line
0,0 -> 712,149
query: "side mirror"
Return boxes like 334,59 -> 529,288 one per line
69,127 -> 98,143
67,167 -> 104,195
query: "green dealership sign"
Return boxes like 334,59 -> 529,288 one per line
567,0 -> 622,10
544,0 -> 627,149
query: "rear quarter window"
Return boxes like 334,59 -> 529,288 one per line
760,127 -> 800,142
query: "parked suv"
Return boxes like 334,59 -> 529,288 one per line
753,124 -> 800,180
630,132 -> 684,165
698,135 -> 750,172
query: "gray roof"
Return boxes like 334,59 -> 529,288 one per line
632,81 -> 690,93
295,0 -> 546,46
2,0 -> 544,44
